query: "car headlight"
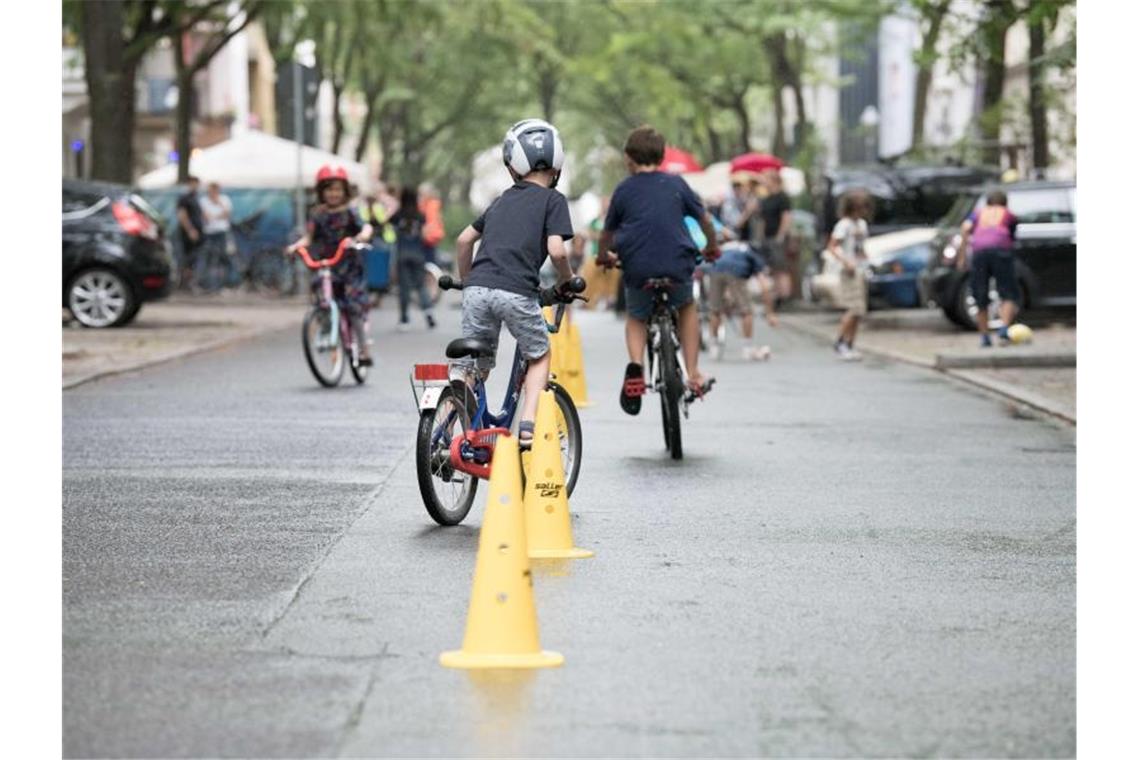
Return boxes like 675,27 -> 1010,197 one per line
942,233 -> 962,260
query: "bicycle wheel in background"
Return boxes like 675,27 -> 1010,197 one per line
416,386 -> 478,525
548,382 -> 583,496
657,317 -> 684,460
302,307 -> 345,387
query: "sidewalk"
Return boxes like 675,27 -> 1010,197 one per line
779,307 -> 1076,423
62,292 -> 305,389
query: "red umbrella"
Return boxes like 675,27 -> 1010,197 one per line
730,152 -> 784,175
659,146 -> 703,174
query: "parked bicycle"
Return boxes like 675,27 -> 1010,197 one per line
293,238 -> 369,388
411,275 -> 587,526
642,277 -> 715,460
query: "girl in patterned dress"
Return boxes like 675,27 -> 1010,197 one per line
288,166 -> 375,364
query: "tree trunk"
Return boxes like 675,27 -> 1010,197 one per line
1028,16 -> 1049,172
174,33 -> 194,183
331,82 -> 345,155
705,124 -> 723,162
979,0 -> 1016,166
732,93 -> 752,154
912,1 -> 951,148
538,65 -> 558,123
355,88 -> 381,163
786,34 -> 808,156
80,0 -> 137,183
770,85 -> 787,158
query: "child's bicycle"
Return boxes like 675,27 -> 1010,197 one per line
293,238 -> 370,388
641,278 -> 716,461
411,275 -> 588,526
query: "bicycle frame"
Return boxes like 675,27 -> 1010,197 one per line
414,300 -> 572,480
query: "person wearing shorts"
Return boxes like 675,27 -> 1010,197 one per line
701,244 -> 771,361
827,190 -> 871,361
596,125 -> 720,415
453,118 -> 575,448
960,189 -> 1020,347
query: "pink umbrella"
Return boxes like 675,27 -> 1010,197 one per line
659,146 -> 703,174
730,152 -> 784,175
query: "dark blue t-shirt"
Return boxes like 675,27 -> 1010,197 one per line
468,181 -> 574,297
604,171 -> 705,287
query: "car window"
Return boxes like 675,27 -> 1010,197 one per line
1006,188 -> 1073,224
63,189 -> 104,214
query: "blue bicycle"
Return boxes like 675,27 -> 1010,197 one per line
412,276 -> 587,525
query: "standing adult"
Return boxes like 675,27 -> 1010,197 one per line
175,175 -> 204,291
198,181 -> 234,291
390,187 -> 436,330
958,189 -> 1020,346
759,169 -> 794,302
418,183 -> 445,266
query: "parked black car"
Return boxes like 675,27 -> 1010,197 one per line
919,180 -> 1076,329
63,179 -> 174,327
815,163 -> 1000,238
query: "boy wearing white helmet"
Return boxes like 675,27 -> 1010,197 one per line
453,119 -> 576,448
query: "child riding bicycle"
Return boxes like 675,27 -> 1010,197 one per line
287,166 -> 374,364
452,118 -> 576,449
596,125 -> 720,415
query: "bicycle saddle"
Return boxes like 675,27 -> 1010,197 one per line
445,337 -> 495,359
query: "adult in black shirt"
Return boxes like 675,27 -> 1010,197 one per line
759,170 -> 794,299
176,176 -> 204,289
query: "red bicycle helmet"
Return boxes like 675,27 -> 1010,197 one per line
315,164 -> 348,186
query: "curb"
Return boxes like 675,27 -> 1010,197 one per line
934,352 -> 1076,370
63,324 -> 291,390
779,316 -> 1075,426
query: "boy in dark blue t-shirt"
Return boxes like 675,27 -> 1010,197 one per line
597,125 -> 720,415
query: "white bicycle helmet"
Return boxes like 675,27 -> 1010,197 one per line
502,118 -> 565,187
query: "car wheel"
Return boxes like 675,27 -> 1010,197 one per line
68,268 -> 137,328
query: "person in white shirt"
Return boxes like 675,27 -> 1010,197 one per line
826,190 -> 871,361
197,182 -> 234,291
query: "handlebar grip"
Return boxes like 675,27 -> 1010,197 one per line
438,275 -> 462,290
565,276 -> 587,294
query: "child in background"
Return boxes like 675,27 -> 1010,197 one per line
288,165 -> 375,364
827,189 -> 871,362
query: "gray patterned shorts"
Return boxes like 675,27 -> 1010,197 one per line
460,286 -> 550,370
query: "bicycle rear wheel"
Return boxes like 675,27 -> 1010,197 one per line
548,382 -> 583,496
416,386 -> 478,525
657,317 -> 684,460
302,307 -> 345,387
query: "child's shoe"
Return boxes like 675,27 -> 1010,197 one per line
980,333 -> 993,348
620,362 -> 645,416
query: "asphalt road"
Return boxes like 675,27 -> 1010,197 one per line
63,298 -> 1075,757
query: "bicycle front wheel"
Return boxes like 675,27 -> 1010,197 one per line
416,386 -> 478,525
657,318 -> 684,460
302,307 -> 345,387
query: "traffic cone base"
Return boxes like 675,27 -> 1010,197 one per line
439,650 -> 564,670
530,546 -> 595,560
440,434 -> 563,670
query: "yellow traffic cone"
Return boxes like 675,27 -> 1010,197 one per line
525,391 -> 593,560
440,434 -> 564,669
558,320 -> 593,408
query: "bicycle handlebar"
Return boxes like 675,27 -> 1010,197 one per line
439,275 -> 588,306
292,237 -> 357,270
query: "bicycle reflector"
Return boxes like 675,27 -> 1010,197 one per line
414,364 -> 449,382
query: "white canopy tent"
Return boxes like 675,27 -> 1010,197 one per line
136,130 -> 370,190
